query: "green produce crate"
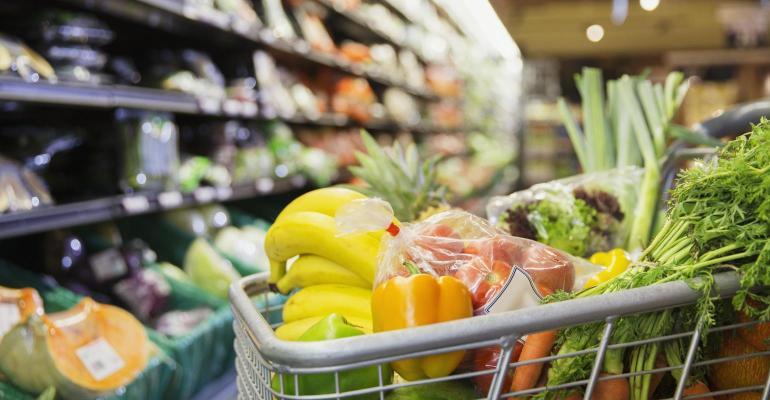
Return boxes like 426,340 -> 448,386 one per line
148,264 -> 285,399
118,213 -> 269,276
0,261 -> 178,400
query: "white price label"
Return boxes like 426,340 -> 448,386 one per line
483,268 -> 543,315
90,248 -> 128,283
198,97 -> 221,114
241,101 -> 258,117
122,196 -> 149,214
158,191 -> 183,208
75,338 -> 125,381
194,187 -> 216,203
216,186 -> 233,200
232,18 -> 253,35
222,99 -> 242,115
0,303 -> 21,337
255,178 -> 274,193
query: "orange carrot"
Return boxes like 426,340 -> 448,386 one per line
511,330 -> 558,394
591,373 -> 630,400
682,380 -> 713,400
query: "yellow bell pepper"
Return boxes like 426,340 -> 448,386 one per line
371,262 -> 473,381
584,248 -> 630,288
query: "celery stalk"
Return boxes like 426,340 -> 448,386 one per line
558,97 -> 590,171
579,68 -> 613,171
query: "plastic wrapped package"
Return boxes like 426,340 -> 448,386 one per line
117,111 -> 180,192
487,167 -> 644,257
370,209 -> 602,315
261,0 -> 297,40
383,88 -> 419,126
253,51 -> 296,117
0,156 -> 54,214
0,34 -> 57,82
293,4 -> 335,53
398,50 -> 423,89
332,77 -> 375,123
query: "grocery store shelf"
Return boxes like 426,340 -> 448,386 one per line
0,178 -> 304,240
0,77 -> 199,114
0,77 -> 463,133
57,0 -> 437,100
314,0 -> 430,65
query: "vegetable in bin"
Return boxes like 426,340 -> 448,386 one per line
271,314 -> 392,400
537,119 -> 770,400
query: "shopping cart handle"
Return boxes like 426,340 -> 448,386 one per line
694,99 -> 770,138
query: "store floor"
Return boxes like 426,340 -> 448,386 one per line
191,369 -> 237,400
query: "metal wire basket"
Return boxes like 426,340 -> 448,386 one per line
230,270 -> 770,400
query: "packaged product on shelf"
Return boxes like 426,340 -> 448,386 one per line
332,76 -> 375,123
383,88 -> 419,126
28,11 -> 115,84
153,307 -> 214,337
214,0 -> 260,27
117,110 -> 180,192
426,64 -> 461,98
0,33 -> 57,82
184,238 -> 241,299
261,0 -> 297,40
370,44 -> 399,77
293,3 -> 336,53
0,156 -> 54,214
487,167 -> 645,257
339,41 -> 371,64
399,50 -> 424,89
253,51 -> 297,117
152,49 -> 226,101
264,120 -> 303,177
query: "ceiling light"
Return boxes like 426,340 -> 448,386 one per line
640,0 -> 660,11
586,24 -> 605,42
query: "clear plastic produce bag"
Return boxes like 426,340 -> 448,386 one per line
374,209 -> 601,314
487,166 -> 644,257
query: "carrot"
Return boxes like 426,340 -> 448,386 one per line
511,330 -> 558,394
590,373 -> 629,400
682,380 -> 713,400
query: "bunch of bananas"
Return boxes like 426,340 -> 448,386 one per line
265,187 -> 384,341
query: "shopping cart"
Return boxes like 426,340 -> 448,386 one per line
229,101 -> 770,400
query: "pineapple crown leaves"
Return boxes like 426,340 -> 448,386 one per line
346,130 -> 448,222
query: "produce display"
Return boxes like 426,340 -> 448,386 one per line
0,292 -> 149,399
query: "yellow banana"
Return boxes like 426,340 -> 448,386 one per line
276,255 -> 371,294
282,284 -> 372,323
274,187 -> 366,224
275,315 -> 372,341
265,211 -> 379,284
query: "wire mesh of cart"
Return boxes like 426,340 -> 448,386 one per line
230,103 -> 770,400
231,270 -> 770,400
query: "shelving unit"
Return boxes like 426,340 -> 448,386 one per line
0,178 -> 303,240
57,0 -> 437,99
0,76 -> 470,132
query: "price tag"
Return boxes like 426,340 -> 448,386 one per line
0,303 -> 21,337
291,175 -> 307,187
232,18 -> 253,35
241,101 -> 258,117
158,191 -> 183,208
122,196 -> 149,214
255,178 -> 274,193
90,248 -> 128,283
194,187 -> 216,203
198,97 -> 221,114
222,99 -> 242,115
75,338 -> 125,381
483,268 -> 542,315
216,186 -> 233,200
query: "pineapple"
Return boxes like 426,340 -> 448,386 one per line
347,131 -> 449,222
